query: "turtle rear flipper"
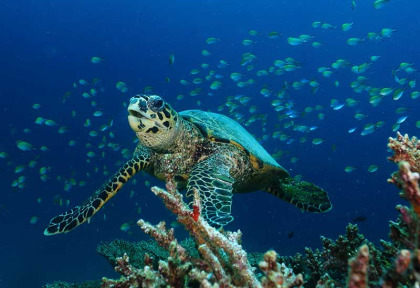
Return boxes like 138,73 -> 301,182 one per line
44,153 -> 150,235
266,178 -> 332,213
186,154 -> 234,229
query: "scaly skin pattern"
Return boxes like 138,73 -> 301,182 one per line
44,153 -> 151,235
148,117 -> 270,193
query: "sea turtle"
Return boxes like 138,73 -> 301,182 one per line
44,94 -> 332,235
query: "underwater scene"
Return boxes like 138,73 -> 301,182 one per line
1,0 -> 420,287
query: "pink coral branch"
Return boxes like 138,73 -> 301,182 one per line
137,220 -> 189,262
259,250 -> 304,288
348,244 -> 369,288
388,132 -> 420,173
149,185 -> 261,287
398,161 -> 420,216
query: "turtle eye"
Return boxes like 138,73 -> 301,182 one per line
149,96 -> 165,112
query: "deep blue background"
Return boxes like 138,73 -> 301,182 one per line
0,0 -> 419,287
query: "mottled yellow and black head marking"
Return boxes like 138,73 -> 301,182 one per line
128,94 -> 180,151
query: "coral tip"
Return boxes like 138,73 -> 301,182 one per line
192,205 -> 200,221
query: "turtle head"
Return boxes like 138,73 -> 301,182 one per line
128,94 -> 180,150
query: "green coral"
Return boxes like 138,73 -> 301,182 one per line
97,238 -> 201,270
278,224 -> 390,287
42,280 -> 101,288
389,205 -> 418,250
97,239 -> 169,269
247,252 -> 264,268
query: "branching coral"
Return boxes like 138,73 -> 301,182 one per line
379,133 -> 420,287
388,133 -> 420,248
388,132 -> 420,174
101,253 -> 171,287
398,161 -> 420,216
378,160 -> 420,287
388,132 -> 420,204
347,244 -> 369,288
101,177 -> 304,288
138,180 -> 261,287
259,250 -> 304,288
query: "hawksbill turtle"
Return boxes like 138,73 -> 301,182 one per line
44,94 -> 332,235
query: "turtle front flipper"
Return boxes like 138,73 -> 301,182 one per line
44,152 -> 151,235
266,178 -> 332,213
186,154 -> 235,228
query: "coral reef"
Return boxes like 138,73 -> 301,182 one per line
279,133 -> 420,287
44,133 -> 420,288
380,133 -> 420,286
138,180 -> 260,287
100,178 -> 305,287
101,246 -> 196,288
277,223 -> 388,287
387,134 -> 420,247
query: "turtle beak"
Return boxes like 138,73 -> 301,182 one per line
128,114 -> 142,132
128,99 -> 148,132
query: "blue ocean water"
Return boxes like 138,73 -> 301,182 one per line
1,0 -> 419,286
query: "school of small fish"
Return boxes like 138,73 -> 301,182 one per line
2,0 -> 418,228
